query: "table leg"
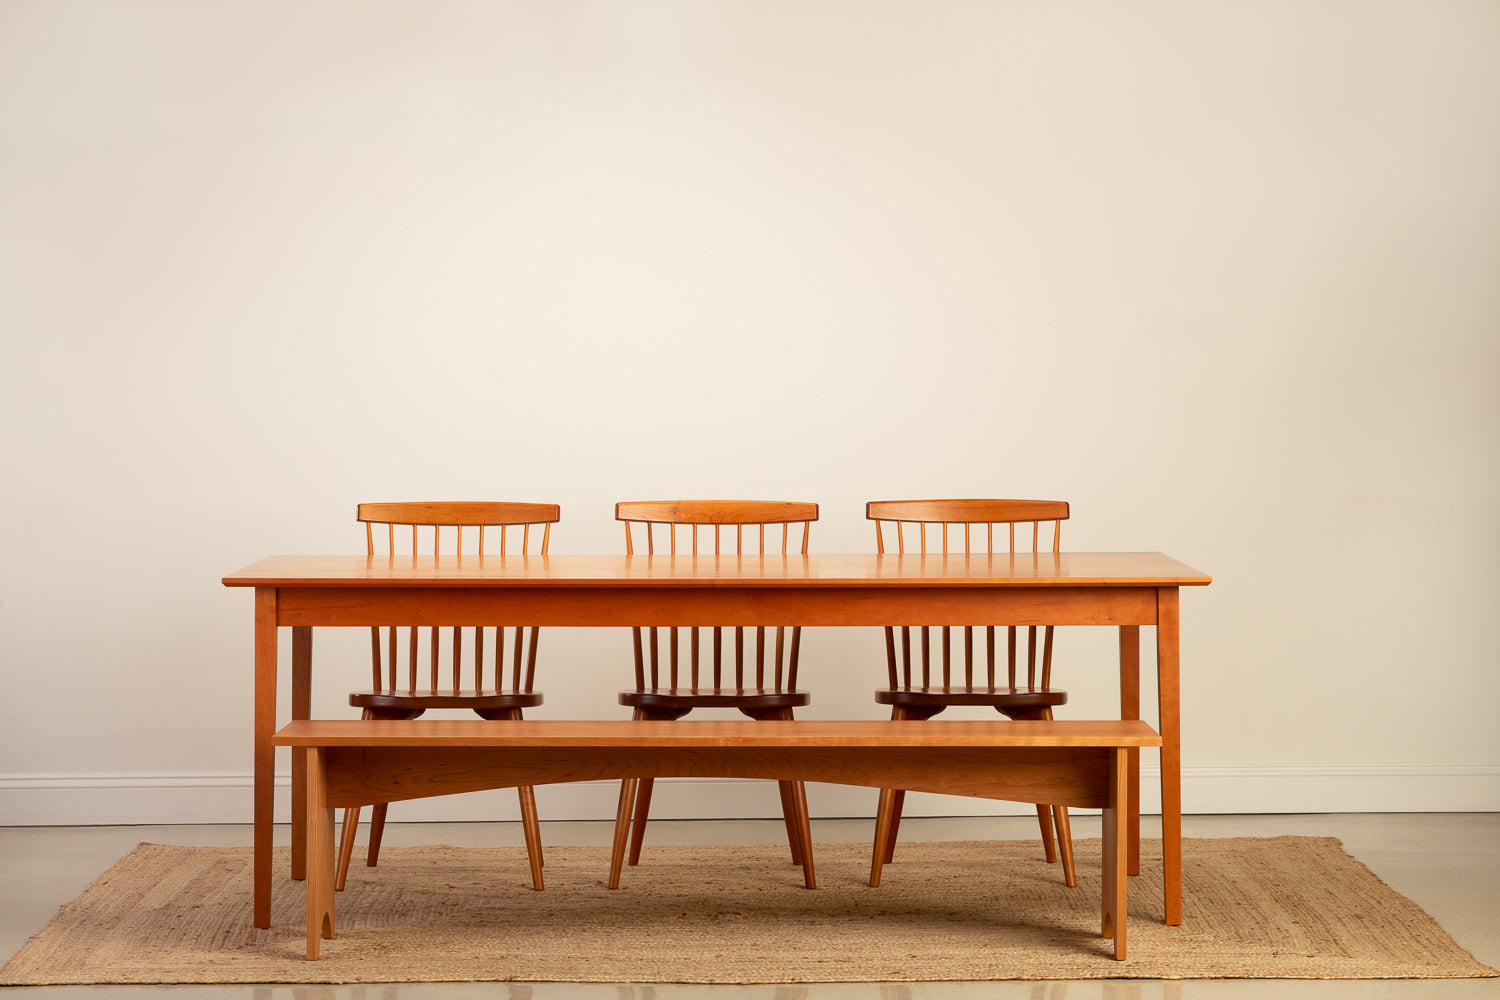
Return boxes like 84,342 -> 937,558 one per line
290,627 -> 312,881
1118,625 -> 1141,877
1157,587 -> 1182,925
253,588 -> 278,929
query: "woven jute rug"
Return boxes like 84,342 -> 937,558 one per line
2,837 -> 1494,984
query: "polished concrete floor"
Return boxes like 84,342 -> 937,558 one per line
2,813 -> 1497,999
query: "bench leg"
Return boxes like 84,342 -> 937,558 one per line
305,748 -> 336,960
1101,747 -> 1129,960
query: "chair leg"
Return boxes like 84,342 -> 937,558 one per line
765,706 -> 814,886
1001,703 -> 1075,884
618,706 -> 687,870
1038,706 -> 1075,887
627,777 -> 654,866
366,803 -> 389,867
483,706 -> 546,889
335,806 -> 360,892
613,706 -> 651,875
339,706 -> 379,885
357,707 -> 417,874
771,708 -> 802,868
518,785 -> 545,891
777,780 -> 804,866
790,780 -> 815,889
870,786 -> 898,887
1053,805 -> 1077,888
873,704 -> 932,876
608,778 -> 639,889
1035,803 -> 1058,863
883,790 -> 905,864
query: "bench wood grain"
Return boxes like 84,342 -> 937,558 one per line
273,718 -> 1161,961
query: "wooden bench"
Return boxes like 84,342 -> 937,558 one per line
272,718 -> 1162,960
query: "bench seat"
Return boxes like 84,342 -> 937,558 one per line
273,718 -> 1161,961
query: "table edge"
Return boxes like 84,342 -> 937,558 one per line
223,553 -> 1212,588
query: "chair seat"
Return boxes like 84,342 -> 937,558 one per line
875,687 -> 1067,710
350,690 -> 544,712
620,688 -> 811,711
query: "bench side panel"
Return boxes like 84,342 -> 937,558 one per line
322,745 -> 1116,809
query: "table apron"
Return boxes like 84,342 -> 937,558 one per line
272,585 -> 1161,627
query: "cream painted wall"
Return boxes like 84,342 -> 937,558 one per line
3,1 -> 1498,824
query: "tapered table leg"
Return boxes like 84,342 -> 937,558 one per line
1157,588 -> 1183,925
1118,624 -> 1141,877
290,626 -> 312,881
253,588 -> 277,929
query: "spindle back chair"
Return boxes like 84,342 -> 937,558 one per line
618,500 -> 814,704
338,501 -> 560,893
871,498 -> 1065,705
865,498 -> 1078,889
610,500 -> 819,889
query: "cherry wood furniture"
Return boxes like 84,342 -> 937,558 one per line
223,551 -> 1211,931
865,499 -> 1076,889
273,718 -> 1161,960
612,501 -> 819,889
337,502 -> 560,893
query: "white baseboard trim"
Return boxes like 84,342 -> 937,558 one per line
2,762 -> 1497,826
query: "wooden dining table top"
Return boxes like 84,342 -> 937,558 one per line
223,552 -> 1212,589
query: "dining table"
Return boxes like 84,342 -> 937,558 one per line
223,551 -> 1210,929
